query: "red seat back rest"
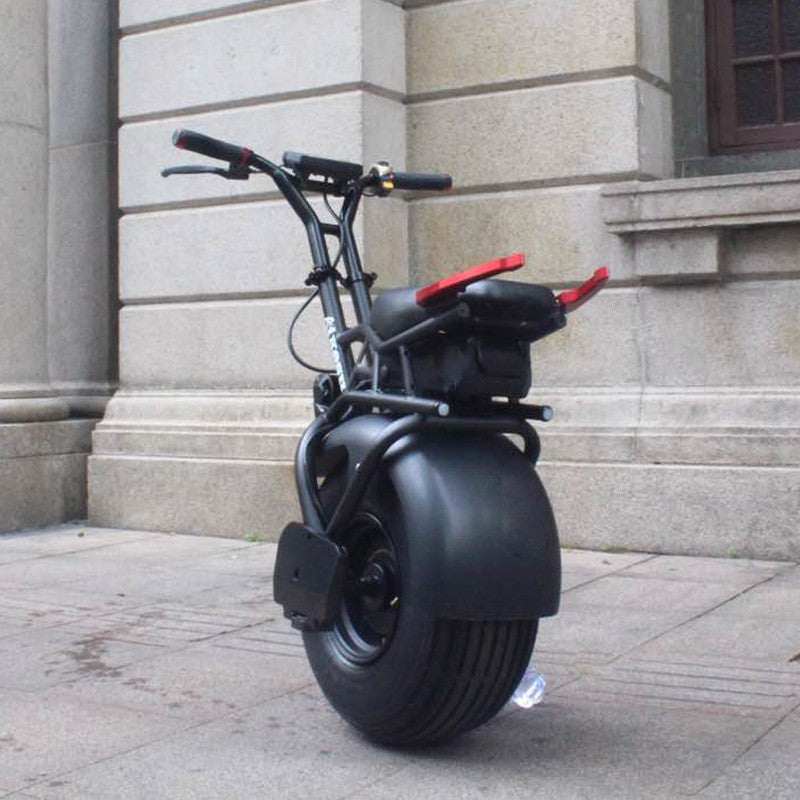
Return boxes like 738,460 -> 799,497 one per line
415,253 -> 526,307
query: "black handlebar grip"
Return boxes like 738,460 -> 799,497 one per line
389,171 -> 452,191
172,128 -> 252,166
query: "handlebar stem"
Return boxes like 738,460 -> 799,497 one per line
251,155 -> 332,270
339,188 -> 372,325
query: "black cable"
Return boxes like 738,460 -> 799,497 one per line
287,289 -> 335,374
287,194 -> 345,374
323,192 -> 341,223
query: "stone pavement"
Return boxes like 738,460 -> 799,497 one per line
0,525 -> 798,800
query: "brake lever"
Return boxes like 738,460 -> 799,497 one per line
161,165 -> 252,180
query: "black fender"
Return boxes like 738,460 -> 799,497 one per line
319,414 -> 561,621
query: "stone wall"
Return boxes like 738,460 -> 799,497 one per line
89,0 -> 408,534
90,0 -> 800,559
0,0 -> 114,531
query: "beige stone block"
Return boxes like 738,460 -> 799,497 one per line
634,229 -> 720,279
361,196 -> 409,288
0,452 -> 87,533
97,390 -> 312,430
409,184 -> 634,286
640,280 -> 800,386
119,0 -> 286,30
47,142 -> 111,386
0,419 -> 95,459
539,461 -> 800,560
728,225 -> 800,276
529,387 -> 643,427
638,387 -> 800,430
47,0 -> 110,147
120,198 -> 332,302
50,383 -> 113,419
120,94 -> 361,209
635,0 -> 671,84
88,454 -> 297,538
361,0 -> 406,96
532,288 -> 641,387
408,0 -> 651,96
637,80 -> 673,178
119,0 -> 402,30
94,426 -> 301,462
539,427 -> 638,464
633,428 -> 800,468
92,391 -> 310,462
0,126 -> 49,388
119,91 -> 405,210
0,396 -> 70,424
119,0 -> 404,119
602,170 -> 800,233
409,78 -> 647,189
0,0 -> 46,128
362,91 -> 407,171
119,297 -> 357,391
120,194 -> 407,301
533,386 -> 800,468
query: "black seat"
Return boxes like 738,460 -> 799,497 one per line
370,279 -> 561,339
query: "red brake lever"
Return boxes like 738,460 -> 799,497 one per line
557,267 -> 609,313
416,253 -> 525,307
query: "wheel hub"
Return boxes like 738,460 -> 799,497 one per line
331,514 -> 400,664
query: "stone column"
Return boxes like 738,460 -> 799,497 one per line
0,0 -> 68,425
47,0 -> 115,418
1,0 -> 111,531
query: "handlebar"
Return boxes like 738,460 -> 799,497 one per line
169,129 -> 453,194
172,128 -> 253,166
388,171 -> 452,192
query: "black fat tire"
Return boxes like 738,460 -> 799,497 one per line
303,473 -> 538,747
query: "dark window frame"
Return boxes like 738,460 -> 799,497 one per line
707,0 -> 800,154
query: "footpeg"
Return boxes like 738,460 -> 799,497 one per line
273,522 -> 347,632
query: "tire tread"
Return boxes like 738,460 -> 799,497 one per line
369,618 -> 536,746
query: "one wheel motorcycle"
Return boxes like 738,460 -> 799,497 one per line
163,129 -> 609,746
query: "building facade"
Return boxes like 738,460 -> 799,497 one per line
2,0 -> 799,560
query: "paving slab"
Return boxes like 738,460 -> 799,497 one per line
0,554 -> 262,603
0,686 -> 189,794
17,686 -> 415,800
0,584 -> 141,635
558,549 -> 654,591
0,526 -> 159,565
1,527 -> 799,800
561,564 -> 778,613
345,697 -> 778,800
698,708 -> 800,799
620,553 -> 792,584
0,624 -> 168,691
634,606 -> 800,663
699,563 -> 800,620
559,655 -> 800,716
50,621 -> 313,724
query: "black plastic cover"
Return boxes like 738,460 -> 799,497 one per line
319,416 -> 561,621
283,151 -> 363,183
273,522 -> 347,631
